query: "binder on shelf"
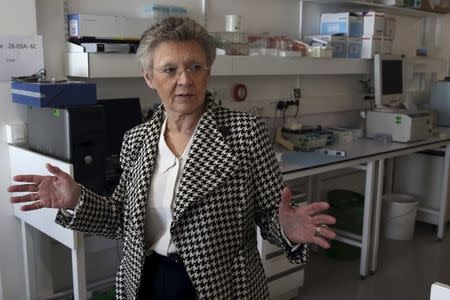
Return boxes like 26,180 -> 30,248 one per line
80,43 -> 138,53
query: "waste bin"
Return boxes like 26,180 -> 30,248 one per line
382,193 -> 419,240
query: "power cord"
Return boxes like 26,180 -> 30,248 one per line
11,68 -> 47,82
276,99 -> 300,126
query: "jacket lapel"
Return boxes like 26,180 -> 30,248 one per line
172,103 -> 239,223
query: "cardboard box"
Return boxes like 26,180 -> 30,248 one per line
305,34 -> 347,58
361,35 -> 382,58
68,14 -> 151,39
11,81 -> 97,107
420,0 -> 450,13
363,11 -> 385,36
320,13 -> 363,37
347,37 -> 362,58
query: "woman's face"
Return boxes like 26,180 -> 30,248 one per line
144,40 -> 210,117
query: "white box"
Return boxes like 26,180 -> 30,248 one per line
382,36 -> 393,54
361,35 -> 382,58
430,282 -> 450,300
320,13 -> 363,37
329,127 -> 353,144
363,11 -> 385,36
305,34 -> 347,58
68,14 -> 152,39
347,37 -> 362,58
384,15 -> 396,38
5,123 -> 27,145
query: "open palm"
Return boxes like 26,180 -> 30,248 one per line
8,163 -> 81,211
278,187 -> 337,249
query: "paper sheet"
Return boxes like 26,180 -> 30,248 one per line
0,35 -> 44,81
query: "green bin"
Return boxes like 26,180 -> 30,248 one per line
325,189 -> 364,260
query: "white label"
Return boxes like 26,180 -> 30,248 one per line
0,35 -> 44,82
69,19 -> 79,37
11,89 -> 44,99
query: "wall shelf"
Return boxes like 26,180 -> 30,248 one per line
303,0 -> 446,17
405,56 -> 447,73
64,53 -> 372,78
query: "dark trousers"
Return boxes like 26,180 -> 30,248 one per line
137,252 -> 197,300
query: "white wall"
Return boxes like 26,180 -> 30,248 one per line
3,1 -> 450,299
0,1 -> 37,299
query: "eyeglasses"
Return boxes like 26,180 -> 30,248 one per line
154,63 -> 210,79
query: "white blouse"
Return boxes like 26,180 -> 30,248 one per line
144,117 -> 198,256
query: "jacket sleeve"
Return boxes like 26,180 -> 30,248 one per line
250,116 -> 310,264
54,130 -> 136,239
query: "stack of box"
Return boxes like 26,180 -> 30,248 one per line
304,11 -> 397,59
361,11 -> 396,58
317,12 -> 363,58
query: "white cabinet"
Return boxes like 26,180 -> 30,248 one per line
257,231 -> 305,300
9,145 -> 118,300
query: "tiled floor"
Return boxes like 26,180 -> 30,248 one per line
294,222 -> 450,300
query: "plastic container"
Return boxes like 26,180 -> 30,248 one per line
326,240 -> 360,260
309,45 -> 333,58
327,189 -> 364,235
382,193 -> 418,240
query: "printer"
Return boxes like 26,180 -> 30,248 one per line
366,110 -> 432,143
27,98 -> 142,195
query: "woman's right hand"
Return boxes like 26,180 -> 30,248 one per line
7,163 -> 81,211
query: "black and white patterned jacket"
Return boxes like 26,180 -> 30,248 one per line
55,100 -> 309,299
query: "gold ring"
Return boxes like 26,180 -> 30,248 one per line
315,224 -> 328,234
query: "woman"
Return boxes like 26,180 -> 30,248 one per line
8,16 -> 336,299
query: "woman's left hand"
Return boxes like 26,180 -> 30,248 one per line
278,187 -> 336,249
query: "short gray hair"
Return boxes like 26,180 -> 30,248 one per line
136,16 -> 216,73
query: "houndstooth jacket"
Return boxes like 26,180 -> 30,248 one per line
55,100 -> 309,299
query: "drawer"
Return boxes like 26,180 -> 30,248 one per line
263,251 -> 304,278
268,269 -> 304,299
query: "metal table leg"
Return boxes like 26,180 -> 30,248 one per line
360,160 -> 375,278
437,145 -> 450,240
71,233 -> 87,300
370,158 -> 384,273
21,221 -> 36,300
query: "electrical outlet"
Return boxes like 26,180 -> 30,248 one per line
276,100 -> 287,110
5,122 -> 27,144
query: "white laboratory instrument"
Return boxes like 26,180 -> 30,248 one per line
366,54 -> 432,142
366,110 -> 432,142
